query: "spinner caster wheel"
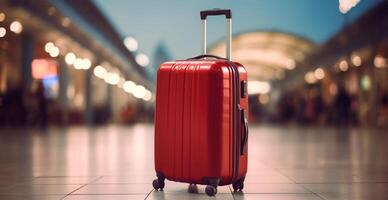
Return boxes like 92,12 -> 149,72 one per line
205,185 -> 217,196
232,181 -> 244,191
188,184 -> 198,193
152,179 -> 165,191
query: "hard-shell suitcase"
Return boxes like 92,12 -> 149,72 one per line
153,9 -> 249,196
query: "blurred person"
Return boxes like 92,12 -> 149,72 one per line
278,92 -> 293,123
313,88 -> 324,124
334,84 -> 351,126
0,85 -> 26,126
120,104 -> 135,124
303,88 -> 315,124
248,95 -> 263,123
378,91 -> 388,126
24,82 -> 38,125
350,94 -> 359,125
36,81 -> 48,128
293,91 -> 306,123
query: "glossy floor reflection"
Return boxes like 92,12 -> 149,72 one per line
0,124 -> 387,199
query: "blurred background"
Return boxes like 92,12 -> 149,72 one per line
0,0 -> 387,128
1,1 -> 388,199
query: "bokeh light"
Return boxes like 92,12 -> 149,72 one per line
9,21 -> 23,34
124,36 -> 138,52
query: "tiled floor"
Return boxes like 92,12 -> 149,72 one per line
0,124 -> 387,199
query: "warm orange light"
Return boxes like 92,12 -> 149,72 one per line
32,59 -> 58,79
285,59 -> 295,70
314,68 -> 325,80
258,94 -> 269,104
374,56 -> 386,68
61,17 -> 71,27
0,13 -> 5,22
339,60 -> 348,71
305,72 -> 316,84
329,83 -> 338,96
351,55 -> 362,67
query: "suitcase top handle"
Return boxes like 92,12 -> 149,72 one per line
200,9 -> 232,20
200,9 -> 232,60
188,54 -> 227,60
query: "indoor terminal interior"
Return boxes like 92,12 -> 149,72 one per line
0,0 -> 388,199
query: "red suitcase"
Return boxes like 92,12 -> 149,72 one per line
153,9 -> 248,196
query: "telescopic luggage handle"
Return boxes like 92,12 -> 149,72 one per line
200,9 -> 232,60
200,9 -> 232,20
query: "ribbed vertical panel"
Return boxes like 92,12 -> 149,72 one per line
182,64 -> 192,179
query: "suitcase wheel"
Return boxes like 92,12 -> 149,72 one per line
152,179 -> 165,191
232,182 -> 244,191
205,185 -> 217,196
232,177 -> 245,192
188,184 -> 199,193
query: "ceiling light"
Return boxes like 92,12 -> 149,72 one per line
374,56 -> 386,68
65,52 -> 76,65
123,81 -> 136,93
93,65 -> 107,78
339,60 -> 348,71
285,59 -> 295,70
351,55 -> 362,67
123,36 -> 138,52
10,21 -> 23,34
0,27 -> 6,38
0,13 -> 5,22
305,72 -> 317,84
314,68 -> 325,80
136,53 -> 149,67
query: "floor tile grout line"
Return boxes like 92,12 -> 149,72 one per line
295,181 -> 388,184
228,185 -> 236,200
144,189 -> 155,200
88,182 -> 152,185
60,184 -> 88,200
272,164 -> 329,200
268,167 -> 299,184
298,184 -> 329,200
88,176 -> 104,184
60,176 -> 103,200
230,192 -> 322,194
263,164 -> 328,200
60,192 -> 155,195
34,176 -> 99,178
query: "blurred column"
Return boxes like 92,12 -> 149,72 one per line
58,60 -> 69,125
0,42 -> 6,93
370,51 -> 378,126
21,33 -> 34,87
360,56 -> 378,127
20,33 -> 34,125
106,84 -> 112,122
84,68 -> 93,125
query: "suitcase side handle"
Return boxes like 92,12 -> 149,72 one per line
241,109 -> 248,155
200,9 -> 232,60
